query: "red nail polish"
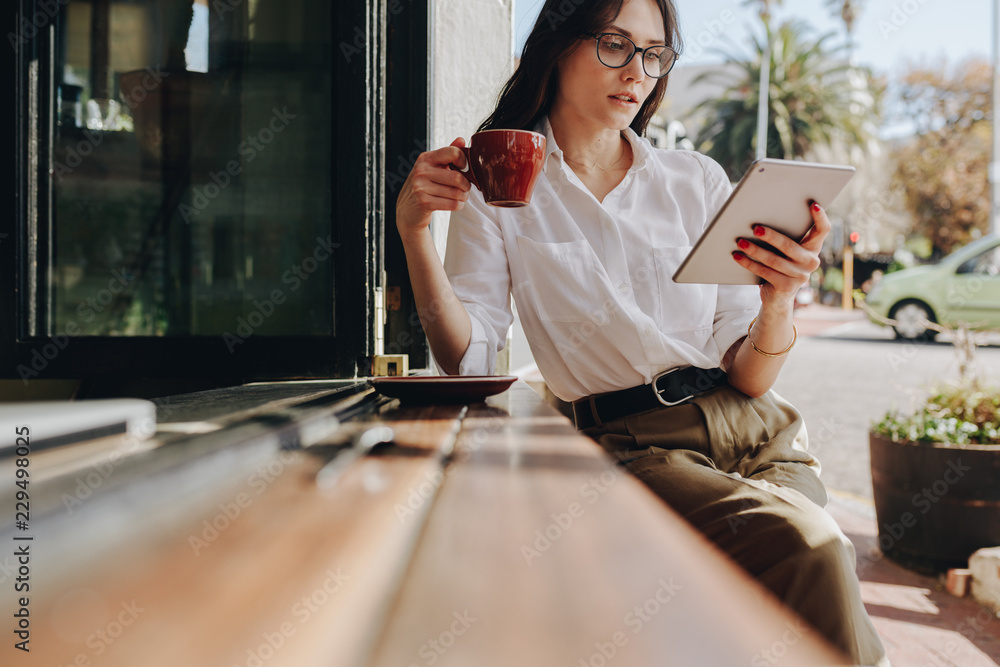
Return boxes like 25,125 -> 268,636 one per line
733,251 -> 745,261
753,226 -> 766,238
737,239 -> 751,250
812,202 -> 821,212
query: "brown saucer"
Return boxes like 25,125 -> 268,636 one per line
368,376 -> 518,403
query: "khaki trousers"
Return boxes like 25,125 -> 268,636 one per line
579,385 -> 889,667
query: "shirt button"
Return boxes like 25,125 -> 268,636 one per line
618,283 -> 629,294
644,327 -> 654,336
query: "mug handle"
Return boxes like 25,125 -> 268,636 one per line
449,145 -> 479,190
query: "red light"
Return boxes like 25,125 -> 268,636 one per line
849,232 -> 860,244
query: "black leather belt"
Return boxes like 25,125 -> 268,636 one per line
572,366 -> 728,430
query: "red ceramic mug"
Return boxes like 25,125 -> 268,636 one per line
455,130 -> 546,208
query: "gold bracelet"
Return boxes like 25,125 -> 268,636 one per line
747,316 -> 797,358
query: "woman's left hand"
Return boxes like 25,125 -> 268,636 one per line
732,201 -> 830,307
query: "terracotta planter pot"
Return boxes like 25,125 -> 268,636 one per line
869,431 -> 1000,573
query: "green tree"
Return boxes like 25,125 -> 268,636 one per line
892,60 -> 993,256
693,21 -> 876,181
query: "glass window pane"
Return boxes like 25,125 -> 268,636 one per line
53,0 -> 333,337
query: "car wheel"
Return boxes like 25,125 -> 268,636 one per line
889,300 -> 937,341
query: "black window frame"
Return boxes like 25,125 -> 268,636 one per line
1,0 -> 431,384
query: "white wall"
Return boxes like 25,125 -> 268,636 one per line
429,0 -> 515,254
429,0 -> 517,373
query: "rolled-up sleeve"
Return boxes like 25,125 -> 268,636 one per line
432,190 -> 514,376
699,156 -> 761,353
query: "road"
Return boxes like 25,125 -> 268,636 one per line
775,306 -> 1000,500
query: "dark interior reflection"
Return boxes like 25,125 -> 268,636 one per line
53,0 -> 333,337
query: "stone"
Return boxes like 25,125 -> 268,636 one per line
970,547 -> 1000,614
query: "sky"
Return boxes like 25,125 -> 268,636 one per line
515,0 -> 995,83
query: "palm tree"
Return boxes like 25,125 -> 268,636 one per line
826,0 -> 861,38
825,0 -> 864,53
742,0 -> 783,159
693,21 -> 875,181
743,0 -> 781,24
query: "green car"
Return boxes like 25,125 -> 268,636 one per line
864,234 -> 1000,340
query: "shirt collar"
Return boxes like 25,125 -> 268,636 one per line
536,115 -> 653,176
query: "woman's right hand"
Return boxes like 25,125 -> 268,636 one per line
396,138 -> 473,239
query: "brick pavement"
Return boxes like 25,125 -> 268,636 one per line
827,492 -> 1000,666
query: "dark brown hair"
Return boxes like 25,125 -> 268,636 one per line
478,0 -> 682,136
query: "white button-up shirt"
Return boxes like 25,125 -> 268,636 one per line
437,117 -> 761,403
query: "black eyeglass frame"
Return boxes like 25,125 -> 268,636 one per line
583,32 -> 680,79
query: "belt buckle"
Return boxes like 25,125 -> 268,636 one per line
652,368 -> 693,407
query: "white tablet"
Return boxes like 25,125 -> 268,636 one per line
672,158 -> 856,285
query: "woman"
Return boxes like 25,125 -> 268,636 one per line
395,0 -> 888,664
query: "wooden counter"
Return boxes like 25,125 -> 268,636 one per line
1,380 -> 849,666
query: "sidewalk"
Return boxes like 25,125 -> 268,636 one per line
793,303 -> 868,337
827,492 -> 1000,666
791,304 -> 1000,665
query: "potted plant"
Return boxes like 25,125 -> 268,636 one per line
863,309 -> 1000,573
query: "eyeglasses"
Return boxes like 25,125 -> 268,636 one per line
584,32 -> 679,79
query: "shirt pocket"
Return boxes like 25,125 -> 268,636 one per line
652,246 -> 717,334
516,236 -> 604,323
